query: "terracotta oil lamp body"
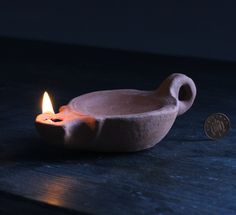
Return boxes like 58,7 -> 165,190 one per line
35,73 -> 196,152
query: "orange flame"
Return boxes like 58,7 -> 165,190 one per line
42,91 -> 55,114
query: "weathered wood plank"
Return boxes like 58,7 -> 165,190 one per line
0,38 -> 235,214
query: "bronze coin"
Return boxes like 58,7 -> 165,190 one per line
204,113 -> 230,140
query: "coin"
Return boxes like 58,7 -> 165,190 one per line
204,113 -> 230,140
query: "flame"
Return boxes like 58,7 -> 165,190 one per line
42,91 -> 55,114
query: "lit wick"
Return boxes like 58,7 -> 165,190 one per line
42,91 -> 55,122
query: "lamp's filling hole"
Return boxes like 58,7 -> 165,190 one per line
51,118 -> 63,122
45,118 -> 63,122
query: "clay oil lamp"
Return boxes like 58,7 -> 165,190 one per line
35,73 -> 196,152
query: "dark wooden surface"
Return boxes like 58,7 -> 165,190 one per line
0,38 -> 235,215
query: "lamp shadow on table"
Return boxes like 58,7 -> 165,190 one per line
0,135 -> 141,163
0,130 -> 215,164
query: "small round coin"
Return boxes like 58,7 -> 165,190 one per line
204,113 -> 230,140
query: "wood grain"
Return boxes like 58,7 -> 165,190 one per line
0,38 -> 235,215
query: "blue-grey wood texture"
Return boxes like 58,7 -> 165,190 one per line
0,38 -> 235,214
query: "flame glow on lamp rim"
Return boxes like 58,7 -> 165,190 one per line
42,91 -> 55,114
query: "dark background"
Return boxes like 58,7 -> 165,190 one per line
1,1 -> 236,61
